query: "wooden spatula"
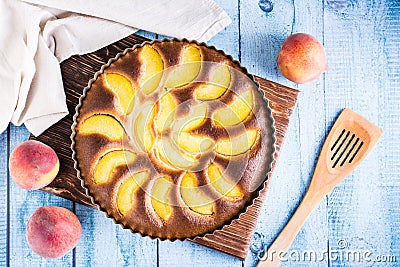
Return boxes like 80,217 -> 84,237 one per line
257,108 -> 382,267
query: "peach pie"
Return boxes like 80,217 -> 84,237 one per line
72,39 -> 275,240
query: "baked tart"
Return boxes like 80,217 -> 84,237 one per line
71,39 -> 275,240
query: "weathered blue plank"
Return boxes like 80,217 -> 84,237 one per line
3,2 -> 399,267
239,0 -> 293,86
136,30 -> 159,40
114,226 -> 158,267
239,1 -> 300,265
324,0 -> 399,266
208,0 -> 240,60
240,0 -> 328,266
159,241 -> 242,267
74,204 -> 120,267
74,203 -> 158,267
8,125 -> 73,266
279,1 -> 328,266
0,127 -> 9,265
378,1 -> 400,262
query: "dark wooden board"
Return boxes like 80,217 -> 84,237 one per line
30,34 -> 299,260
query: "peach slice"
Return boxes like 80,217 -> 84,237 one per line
164,45 -> 202,88
151,175 -> 174,222
78,114 -> 125,141
138,45 -> 164,95
151,145 -> 178,172
93,150 -> 137,184
155,137 -> 197,170
212,88 -> 254,127
215,129 -> 260,158
180,172 -> 214,215
171,102 -> 208,132
194,64 -> 231,100
172,131 -> 214,154
154,92 -> 177,133
116,171 -> 149,215
134,102 -> 157,152
104,73 -> 136,114
207,163 -> 243,200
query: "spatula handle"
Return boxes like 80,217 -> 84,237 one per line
256,190 -> 322,267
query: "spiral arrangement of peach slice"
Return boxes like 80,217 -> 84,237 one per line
76,43 -> 262,225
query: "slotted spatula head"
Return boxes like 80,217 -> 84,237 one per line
256,108 -> 382,267
311,108 -> 382,194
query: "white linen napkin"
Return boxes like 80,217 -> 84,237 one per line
0,0 -> 231,136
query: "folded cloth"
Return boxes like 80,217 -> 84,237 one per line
0,0 -> 231,136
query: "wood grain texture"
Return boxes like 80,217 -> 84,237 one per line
9,125 -> 74,266
323,1 -> 399,266
379,2 -> 400,262
2,1 -> 397,266
240,1 -> 329,266
28,33 -> 299,260
242,1 -> 399,267
0,129 -> 8,264
159,241 -> 243,267
74,202 -> 158,267
276,2 -> 329,267
257,108 -> 382,267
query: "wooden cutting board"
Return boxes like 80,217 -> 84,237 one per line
30,34 -> 299,260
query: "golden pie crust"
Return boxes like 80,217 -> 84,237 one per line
71,39 -> 275,240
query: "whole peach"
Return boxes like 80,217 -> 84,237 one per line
9,140 -> 59,190
277,33 -> 328,84
26,206 -> 82,258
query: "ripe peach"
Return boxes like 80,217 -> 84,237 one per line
277,33 -> 328,84
9,140 -> 59,190
26,206 -> 82,258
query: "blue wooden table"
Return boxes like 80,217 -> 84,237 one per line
1,0 -> 399,266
